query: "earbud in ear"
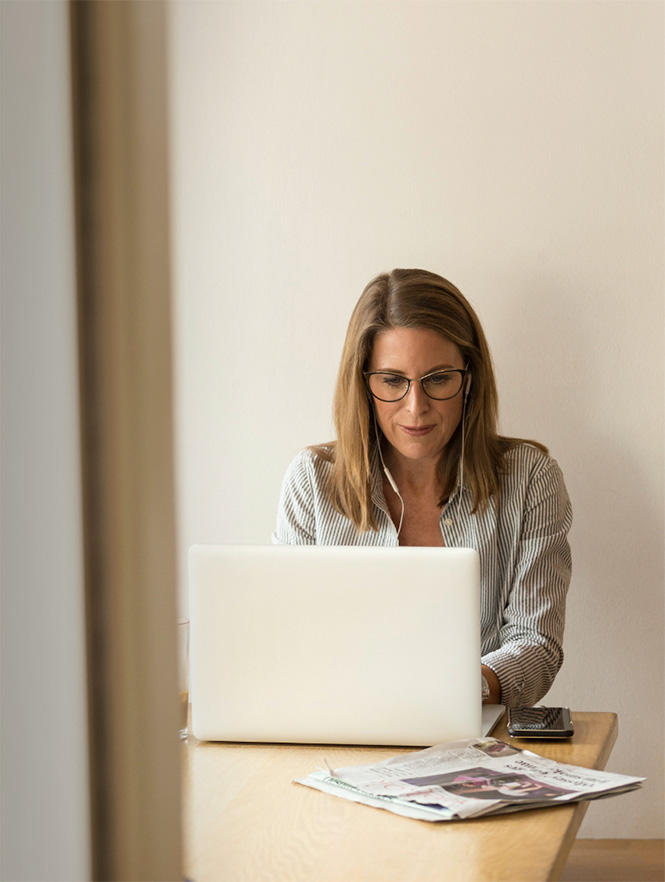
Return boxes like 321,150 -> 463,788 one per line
464,373 -> 472,397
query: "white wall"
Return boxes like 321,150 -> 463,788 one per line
1,2 -> 91,879
169,0 -> 664,837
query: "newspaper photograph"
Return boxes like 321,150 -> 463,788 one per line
295,738 -> 644,822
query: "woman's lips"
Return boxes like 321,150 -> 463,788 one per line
399,425 -> 435,437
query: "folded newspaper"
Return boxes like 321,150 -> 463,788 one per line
295,738 -> 644,822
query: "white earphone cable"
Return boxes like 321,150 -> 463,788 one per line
372,408 -> 405,539
458,391 -> 467,523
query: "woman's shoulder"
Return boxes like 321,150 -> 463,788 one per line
307,442 -> 336,463
282,443 -> 335,484
498,440 -> 571,520
499,439 -> 565,481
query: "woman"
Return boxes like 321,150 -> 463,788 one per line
273,269 -> 572,708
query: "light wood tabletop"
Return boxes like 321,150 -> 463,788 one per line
182,711 -> 618,882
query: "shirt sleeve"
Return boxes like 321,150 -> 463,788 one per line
272,451 -> 317,545
481,456 -> 572,707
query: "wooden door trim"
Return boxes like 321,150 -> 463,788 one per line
70,3 -> 182,878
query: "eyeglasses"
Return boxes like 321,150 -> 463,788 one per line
364,367 -> 468,402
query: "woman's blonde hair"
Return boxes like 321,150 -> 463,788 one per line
316,268 -> 545,532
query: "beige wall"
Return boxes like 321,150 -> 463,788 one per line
169,1 -> 664,837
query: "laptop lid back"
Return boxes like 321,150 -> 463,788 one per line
189,544 -> 482,746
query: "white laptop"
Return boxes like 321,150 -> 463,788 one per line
188,545 -> 504,746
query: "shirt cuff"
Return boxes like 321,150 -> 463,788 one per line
481,650 -> 528,708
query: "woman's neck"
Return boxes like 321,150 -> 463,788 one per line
382,448 -> 443,496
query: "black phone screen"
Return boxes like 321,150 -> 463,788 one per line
507,706 -> 574,738
511,707 -> 568,729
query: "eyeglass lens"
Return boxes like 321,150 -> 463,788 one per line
368,370 -> 464,401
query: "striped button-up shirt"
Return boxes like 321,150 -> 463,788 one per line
273,442 -> 572,707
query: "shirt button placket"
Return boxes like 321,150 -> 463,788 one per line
441,515 -> 455,546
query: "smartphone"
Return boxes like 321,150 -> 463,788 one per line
507,706 -> 574,739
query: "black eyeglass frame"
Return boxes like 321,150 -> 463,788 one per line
363,365 -> 469,403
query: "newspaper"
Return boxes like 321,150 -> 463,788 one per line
294,738 -> 644,822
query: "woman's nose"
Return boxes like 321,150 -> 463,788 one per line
404,381 -> 430,413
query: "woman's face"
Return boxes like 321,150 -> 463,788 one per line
368,327 -> 466,470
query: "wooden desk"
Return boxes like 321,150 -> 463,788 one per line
182,711 -> 617,882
